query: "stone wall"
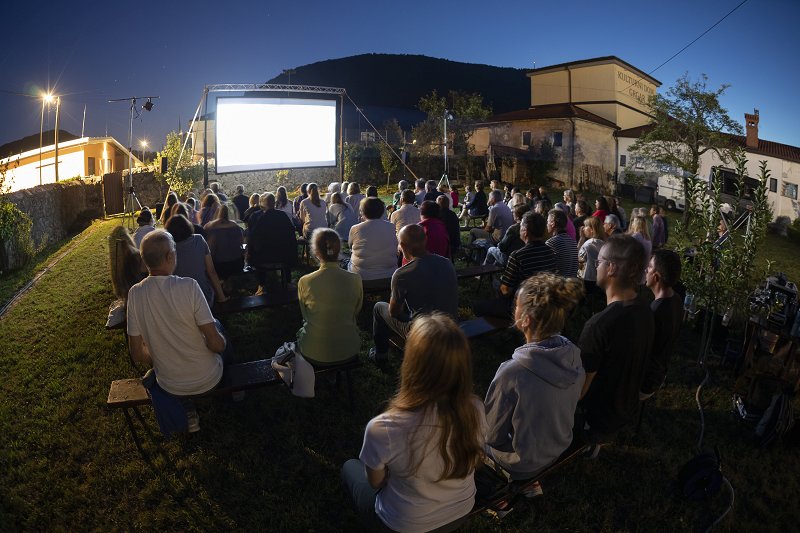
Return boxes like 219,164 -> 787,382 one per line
206,166 -> 343,197
5,178 -> 104,252
125,168 -> 168,208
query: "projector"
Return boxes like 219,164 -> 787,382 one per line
749,273 -> 798,328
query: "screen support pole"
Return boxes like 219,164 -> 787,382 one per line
203,89 -> 209,189
339,93 -> 345,182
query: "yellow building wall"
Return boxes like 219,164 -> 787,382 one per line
530,60 -> 657,129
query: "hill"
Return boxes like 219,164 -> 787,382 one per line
0,130 -> 79,159
266,54 -> 530,130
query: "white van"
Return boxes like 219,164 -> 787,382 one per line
656,173 -> 685,211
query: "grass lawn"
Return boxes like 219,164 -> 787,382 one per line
1,215 -> 800,532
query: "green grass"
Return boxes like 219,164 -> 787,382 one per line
1,217 -> 799,531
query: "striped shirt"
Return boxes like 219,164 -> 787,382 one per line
547,232 -> 580,278
500,241 -> 557,292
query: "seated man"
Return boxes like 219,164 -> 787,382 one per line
391,179 -> 408,211
484,204 -> 528,267
469,189 -> 513,247
546,208 -> 579,278
389,189 -> 421,235
603,214 -> 623,236
640,249 -> 684,399
247,193 -> 297,289
473,211 -> 556,319
578,235 -> 654,443
127,230 -> 232,432
436,194 -> 461,259
370,225 -> 458,362
348,198 -> 398,281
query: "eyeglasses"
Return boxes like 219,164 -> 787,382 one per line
595,258 -> 612,268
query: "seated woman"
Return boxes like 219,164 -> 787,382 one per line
165,214 -> 227,307
366,185 -> 388,219
484,273 -> 585,481
199,193 -> 221,227
296,228 -> 362,366
242,193 -> 262,230
160,192 -> 179,225
133,207 -> 156,248
275,186 -> 295,220
418,200 -> 450,259
247,193 -> 297,289
327,192 -> 358,242
348,197 -> 398,281
169,202 -> 205,238
578,216 -> 606,296
298,183 -> 328,240
204,205 -> 245,279
109,225 -> 146,304
342,313 -> 486,532
345,182 -> 365,215
437,195 -> 461,259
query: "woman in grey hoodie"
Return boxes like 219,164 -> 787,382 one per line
484,273 -> 585,481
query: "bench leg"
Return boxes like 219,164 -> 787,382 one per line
123,408 -> 150,461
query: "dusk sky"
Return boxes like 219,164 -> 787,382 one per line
1,0 -> 798,152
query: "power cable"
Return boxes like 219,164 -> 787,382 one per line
618,0 -> 750,95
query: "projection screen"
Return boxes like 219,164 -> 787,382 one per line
215,97 -> 338,173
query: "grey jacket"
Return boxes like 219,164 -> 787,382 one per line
484,336 -> 585,480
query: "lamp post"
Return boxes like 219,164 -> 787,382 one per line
54,96 -> 61,182
442,109 -> 454,178
39,92 -> 53,186
140,140 -> 148,162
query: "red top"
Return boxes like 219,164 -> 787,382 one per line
450,191 -> 459,208
420,218 -> 451,259
591,209 -> 608,221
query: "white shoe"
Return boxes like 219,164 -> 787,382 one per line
186,410 -> 200,433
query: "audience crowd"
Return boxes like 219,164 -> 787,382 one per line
110,178 -> 682,530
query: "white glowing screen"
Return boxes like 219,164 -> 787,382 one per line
215,97 -> 337,173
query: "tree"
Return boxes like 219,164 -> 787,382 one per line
629,74 -> 743,225
410,90 -> 491,180
378,119 -> 403,186
155,131 -> 202,196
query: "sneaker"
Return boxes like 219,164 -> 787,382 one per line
368,347 -> 388,364
231,391 -> 246,402
522,481 -> 543,499
186,411 -> 200,433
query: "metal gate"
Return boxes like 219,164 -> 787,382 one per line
103,172 -> 124,215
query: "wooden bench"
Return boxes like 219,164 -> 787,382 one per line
213,286 -> 298,315
471,437 -> 589,518
108,357 -> 362,455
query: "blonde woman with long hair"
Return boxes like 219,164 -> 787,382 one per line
343,313 -> 486,532
485,273 -> 585,486
578,216 -> 606,295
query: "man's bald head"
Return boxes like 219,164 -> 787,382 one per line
399,224 -> 427,258
140,230 -> 175,272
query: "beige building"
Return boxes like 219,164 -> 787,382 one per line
471,56 -> 661,190
0,137 -> 143,193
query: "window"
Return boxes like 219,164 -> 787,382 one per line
521,131 -> 532,147
620,154 -> 627,167
360,131 -> 375,142
782,182 -> 798,200
553,131 -> 563,147
769,178 -> 777,193
87,157 -> 96,176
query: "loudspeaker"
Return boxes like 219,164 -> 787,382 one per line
160,157 -> 168,174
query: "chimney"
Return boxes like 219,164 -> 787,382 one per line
745,109 -> 759,149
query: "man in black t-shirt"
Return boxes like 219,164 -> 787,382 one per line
578,234 -> 654,442
640,249 -> 683,398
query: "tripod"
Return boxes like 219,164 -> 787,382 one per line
109,95 -> 158,230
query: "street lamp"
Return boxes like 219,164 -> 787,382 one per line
140,140 -> 148,162
39,92 -> 54,186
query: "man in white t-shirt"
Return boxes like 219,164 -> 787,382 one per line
389,189 -> 421,234
127,230 -> 230,430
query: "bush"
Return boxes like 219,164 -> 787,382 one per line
0,201 -> 35,272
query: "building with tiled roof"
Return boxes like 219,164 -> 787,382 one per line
615,110 -> 800,220
470,56 -> 660,190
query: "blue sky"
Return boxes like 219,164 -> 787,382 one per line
1,0 -> 797,151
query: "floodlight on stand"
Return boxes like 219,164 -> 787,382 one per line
143,98 -> 154,111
